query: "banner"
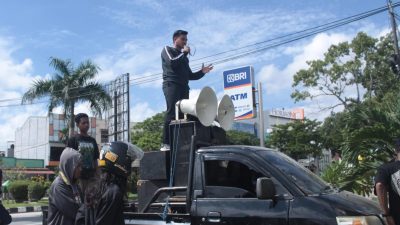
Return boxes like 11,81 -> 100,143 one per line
223,66 -> 255,120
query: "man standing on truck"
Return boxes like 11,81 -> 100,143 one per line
375,142 -> 400,225
160,30 -> 214,151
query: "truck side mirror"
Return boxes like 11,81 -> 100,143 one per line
256,177 -> 276,200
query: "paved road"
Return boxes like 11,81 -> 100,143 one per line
11,212 -> 42,225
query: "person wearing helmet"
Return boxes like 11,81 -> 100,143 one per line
76,141 -> 143,225
48,148 -> 83,225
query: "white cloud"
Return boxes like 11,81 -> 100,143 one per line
0,36 -> 47,145
130,102 -> 158,122
94,7 -> 331,89
52,102 -> 95,117
94,38 -> 164,85
256,25 -> 391,121
0,37 -> 39,91
189,89 -> 201,99
0,104 -> 47,147
258,32 -> 352,95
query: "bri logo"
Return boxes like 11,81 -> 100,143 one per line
227,72 -> 247,83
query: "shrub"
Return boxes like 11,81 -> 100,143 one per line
28,182 -> 47,202
9,180 -> 30,203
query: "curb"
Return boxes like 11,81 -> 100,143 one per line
7,205 -> 48,214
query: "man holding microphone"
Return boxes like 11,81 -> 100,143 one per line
160,30 -> 213,151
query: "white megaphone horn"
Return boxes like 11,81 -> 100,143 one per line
175,86 -> 218,126
216,94 -> 235,130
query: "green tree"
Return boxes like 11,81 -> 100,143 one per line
319,111 -> 347,152
292,32 -> 399,109
131,112 -> 165,151
226,130 -> 259,146
268,119 -> 322,160
290,32 -> 400,195
22,57 -> 111,137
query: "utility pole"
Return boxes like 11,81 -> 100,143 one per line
257,82 -> 265,147
388,0 -> 400,71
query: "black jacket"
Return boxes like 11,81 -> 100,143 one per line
76,183 -> 124,225
161,46 -> 205,87
48,148 -> 82,225
0,203 -> 11,225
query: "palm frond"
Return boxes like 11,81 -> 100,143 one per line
74,60 -> 100,85
49,57 -> 72,77
75,82 -> 111,115
21,79 -> 53,103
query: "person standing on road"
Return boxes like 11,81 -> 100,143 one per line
67,113 -> 99,179
48,148 -> 83,225
160,30 -> 213,151
375,142 -> 400,225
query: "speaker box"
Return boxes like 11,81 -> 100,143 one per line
168,121 -> 212,186
140,151 -> 168,180
137,179 -> 168,212
173,162 -> 190,188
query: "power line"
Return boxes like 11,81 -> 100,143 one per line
130,3 -> 394,85
0,2 -> 398,108
127,2 -> 400,83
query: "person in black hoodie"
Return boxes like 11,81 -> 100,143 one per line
75,141 -> 143,225
160,30 -> 213,151
47,148 -> 82,225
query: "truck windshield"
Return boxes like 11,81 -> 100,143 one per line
258,150 -> 329,195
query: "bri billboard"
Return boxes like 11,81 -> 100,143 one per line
223,66 -> 256,120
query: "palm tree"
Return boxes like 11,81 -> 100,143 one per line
22,57 -> 112,137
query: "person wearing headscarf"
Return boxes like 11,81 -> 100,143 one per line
48,148 -> 83,225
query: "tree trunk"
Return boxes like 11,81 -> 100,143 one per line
68,102 -> 75,137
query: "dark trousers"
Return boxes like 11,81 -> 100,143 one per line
162,82 -> 189,144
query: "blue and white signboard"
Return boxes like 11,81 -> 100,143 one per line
223,66 -> 256,120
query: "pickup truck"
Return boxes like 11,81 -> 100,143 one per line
42,122 -> 385,225
124,145 -> 385,225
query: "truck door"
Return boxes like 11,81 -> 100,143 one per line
192,153 -> 291,225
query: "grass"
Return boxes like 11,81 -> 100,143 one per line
128,193 -> 137,201
3,198 -> 48,209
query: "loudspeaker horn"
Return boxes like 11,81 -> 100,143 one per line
216,95 -> 235,130
176,86 -> 218,126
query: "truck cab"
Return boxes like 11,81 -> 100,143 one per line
190,146 -> 383,225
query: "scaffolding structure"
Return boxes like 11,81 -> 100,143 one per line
105,73 -> 130,142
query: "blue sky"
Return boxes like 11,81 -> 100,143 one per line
0,0 -> 396,147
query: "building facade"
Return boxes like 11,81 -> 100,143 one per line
232,108 -> 304,137
14,113 -> 108,167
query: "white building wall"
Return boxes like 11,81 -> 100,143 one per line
14,116 -> 50,165
15,113 -> 105,165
